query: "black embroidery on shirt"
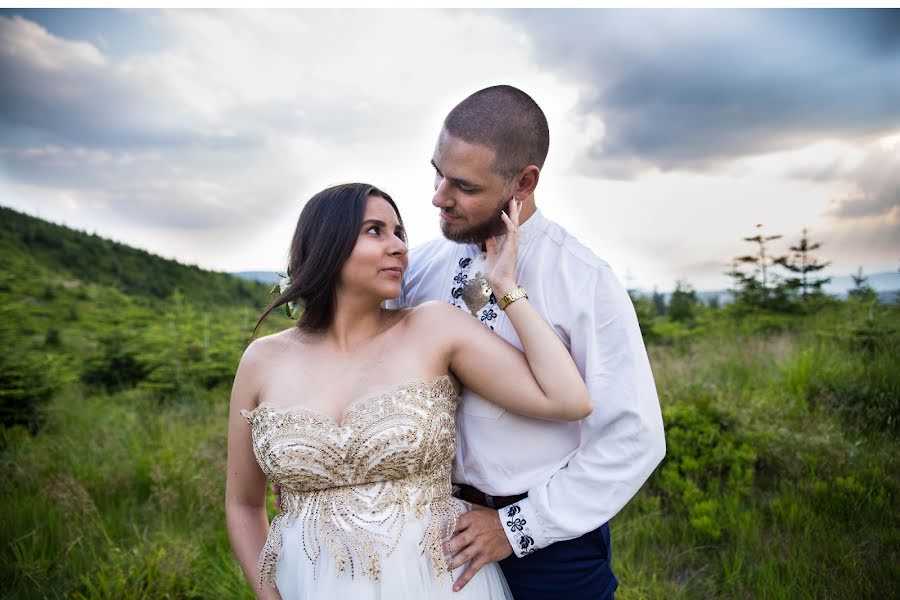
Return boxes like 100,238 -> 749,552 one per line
517,535 -> 535,553
450,257 -> 472,308
480,307 -> 497,323
504,504 -> 537,556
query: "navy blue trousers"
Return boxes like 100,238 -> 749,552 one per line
498,523 -> 617,600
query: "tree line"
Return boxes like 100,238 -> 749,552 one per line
633,224 -> 882,329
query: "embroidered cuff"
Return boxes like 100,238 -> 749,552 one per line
500,497 -> 547,557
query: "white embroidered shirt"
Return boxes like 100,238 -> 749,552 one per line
392,209 -> 666,557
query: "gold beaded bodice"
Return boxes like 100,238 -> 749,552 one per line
241,376 -> 461,588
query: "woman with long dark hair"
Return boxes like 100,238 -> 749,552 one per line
225,183 -> 591,600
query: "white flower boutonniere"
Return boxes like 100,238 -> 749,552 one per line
271,271 -> 302,320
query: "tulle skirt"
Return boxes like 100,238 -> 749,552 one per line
272,509 -> 513,600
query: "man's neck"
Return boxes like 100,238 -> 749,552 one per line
516,194 -> 537,224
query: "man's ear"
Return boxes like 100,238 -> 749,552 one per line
512,165 -> 540,200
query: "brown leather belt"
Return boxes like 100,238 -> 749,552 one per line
455,484 -> 527,510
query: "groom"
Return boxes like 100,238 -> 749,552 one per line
394,85 -> 666,598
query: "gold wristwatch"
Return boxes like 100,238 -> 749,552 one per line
497,286 -> 528,310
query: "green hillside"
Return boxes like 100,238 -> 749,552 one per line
0,205 -> 264,307
1,208 -> 897,598
0,205 -> 288,431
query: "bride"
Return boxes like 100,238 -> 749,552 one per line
226,183 -> 591,599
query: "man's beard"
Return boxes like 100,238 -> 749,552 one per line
439,200 -> 508,245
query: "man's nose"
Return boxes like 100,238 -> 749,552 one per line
432,178 -> 452,208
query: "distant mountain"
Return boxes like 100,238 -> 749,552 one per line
0,205 -> 270,308
233,271 -> 279,285
631,270 -> 898,305
822,271 -> 899,297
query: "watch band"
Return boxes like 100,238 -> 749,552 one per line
497,286 -> 528,310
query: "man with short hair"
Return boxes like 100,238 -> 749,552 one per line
395,85 -> 666,599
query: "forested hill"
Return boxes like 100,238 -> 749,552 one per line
0,205 -> 268,308
1,204 -> 290,433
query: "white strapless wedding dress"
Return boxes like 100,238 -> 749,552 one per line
241,376 -> 513,599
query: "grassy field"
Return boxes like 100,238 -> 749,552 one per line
615,303 -> 898,599
1,208 -> 897,598
2,301 -> 897,598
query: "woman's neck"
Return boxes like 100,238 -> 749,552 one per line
325,291 -> 390,353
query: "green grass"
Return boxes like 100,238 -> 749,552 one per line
613,303 -> 899,599
2,303 -> 896,598
0,387 -> 255,599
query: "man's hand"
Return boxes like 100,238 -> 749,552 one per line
446,507 -> 513,592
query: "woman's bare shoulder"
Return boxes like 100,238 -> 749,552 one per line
401,301 -> 473,341
239,327 -> 308,369
404,301 -> 466,325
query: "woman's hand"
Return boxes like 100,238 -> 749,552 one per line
483,197 -> 521,297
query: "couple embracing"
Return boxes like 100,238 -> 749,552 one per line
226,85 -> 666,600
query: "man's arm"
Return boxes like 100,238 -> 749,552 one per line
448,265 -> 665,590
498,265 -> 666,556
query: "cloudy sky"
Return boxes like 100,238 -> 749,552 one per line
1,8 -> 898,291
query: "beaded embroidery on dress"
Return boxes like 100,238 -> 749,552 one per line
241,376 -> 512,600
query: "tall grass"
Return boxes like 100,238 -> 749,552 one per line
614,302 -> 899,599
0,387 -> 253,599
1,303 -> 897,598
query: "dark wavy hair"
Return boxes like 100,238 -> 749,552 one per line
253,183 -> 404,337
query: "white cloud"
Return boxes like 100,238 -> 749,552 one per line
1,9 -> 897,291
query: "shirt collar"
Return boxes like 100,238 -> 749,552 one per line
517,208 -> 547,245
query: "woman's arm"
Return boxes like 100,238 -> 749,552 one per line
422,200 -> 592,421
225,343 -> 281,600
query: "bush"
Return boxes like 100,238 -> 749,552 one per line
82,334 -> 149,390
0,309 -> 63,431
649,399 -> 756,541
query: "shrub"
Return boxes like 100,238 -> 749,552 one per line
649,399 -> 756,541
0,308 -> 63,431
82,334 -> 149,390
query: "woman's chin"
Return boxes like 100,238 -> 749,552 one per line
375,285 -> 402,303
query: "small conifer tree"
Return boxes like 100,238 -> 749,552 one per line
848,267 -> 877,302
652,288 -> 667,316
727,224 -> 784,308
669,280 -> 698,323
774,228 -> 830,300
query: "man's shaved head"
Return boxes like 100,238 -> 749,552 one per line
443,85 -> 550,180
